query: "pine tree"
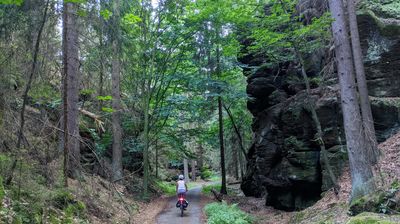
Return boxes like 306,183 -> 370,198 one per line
328,0 -> 376,200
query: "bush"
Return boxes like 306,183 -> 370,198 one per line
204,202 -> 253,224
201,167 -> 212,180
202,184 -> 221,196
155,181 -> 176,196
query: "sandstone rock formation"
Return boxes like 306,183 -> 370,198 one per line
241,0 -> 400,211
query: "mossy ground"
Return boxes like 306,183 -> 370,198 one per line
347,212 -> 400,224
0,154 -> 89,223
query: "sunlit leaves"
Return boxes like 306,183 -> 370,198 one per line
101,107 -> 114,113
0,0 -> 23,5
64,0 -> 86,3
77,9 -> 87,17
250,0 -> 332,62
97,95 -> 113,101
100,9 -> 112,21
122,13 -> 142,25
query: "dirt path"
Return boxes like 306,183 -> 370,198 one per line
156,186 -> 205,224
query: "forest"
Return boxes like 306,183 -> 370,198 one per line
0,0 -> 399,223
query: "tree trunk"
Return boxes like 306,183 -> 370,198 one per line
63,0 -> 81,179
232,134 -> 239,180
218,96 -> 227,194
5,0 -> 49,186
111,0 -> 123,182
347,0 -> 379,164
97,0 -> 106,111
222,104 -> 249,162
183,158 -> 190,182
197,143 -> 204,169
155,142 -> 159,179
295,48 -> 339,193
328,0 -> 376,201
142,92 -> 150,198
191,159 -> 196,182
238,145 -> 244,179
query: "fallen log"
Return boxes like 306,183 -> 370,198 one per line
227,181 -> 242,185
211,188 -> 223,202
78,108 -> 105,133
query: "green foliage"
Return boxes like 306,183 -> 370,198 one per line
204,202 -> 253,224
52,189 -> 86,222
122,13 -> 142,25
88,129 -> 112,156
97,95 -> 112,101
201,167 -> 213,180
52,189 -> 75,209
29,83 -> 59,105
250,0 -> 332,64
362,0 -> 400,19
347,212 -> 398,224
349,183 -> 400,216
101,107 -> 114,113
202,184 -> 222,196
0,0 -> 23,5
0,154 -> 11,177
77,9 -> 87,17
155,181 -> 176,196
100,9 -> 112,21
391,179 -> 400,190
64,0 -> 86,3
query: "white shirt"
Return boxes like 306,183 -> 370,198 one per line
177,180 -> 186,190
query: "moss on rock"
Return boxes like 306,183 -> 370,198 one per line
347,212 -> 400,224
361,0 -> 400,19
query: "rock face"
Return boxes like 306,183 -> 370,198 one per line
241,1 -> 400,211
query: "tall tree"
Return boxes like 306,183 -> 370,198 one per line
191,159 -> 196,181
183,158 -> 189,181
5,0 -> 50,186
216,38 -> 227,195
62,0 -> 81,180
328,0 -> 376,200
347,0 -> 379,164
111,0 -> 123,182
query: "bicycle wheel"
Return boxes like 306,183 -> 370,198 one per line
180,204 -> 184,217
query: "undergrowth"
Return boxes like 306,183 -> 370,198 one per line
202,184 -> 222,196
155,181 -> 176,196
204,201 -> 253,224
0,153 -> 88,223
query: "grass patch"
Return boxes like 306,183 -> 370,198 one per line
347,212 -> 398,224
202,184 -> 222,196
209,174 -> 221,182
155,181 -> 176,196
204,201 -> 253,224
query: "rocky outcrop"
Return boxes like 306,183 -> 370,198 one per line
241,0 -> 400,211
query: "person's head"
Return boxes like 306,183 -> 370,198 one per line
178,174 -> 184,180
